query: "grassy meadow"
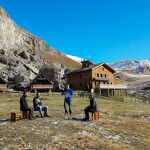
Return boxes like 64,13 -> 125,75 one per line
0,92 -> 150,150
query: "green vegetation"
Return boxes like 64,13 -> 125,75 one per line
0,92 -> 150,150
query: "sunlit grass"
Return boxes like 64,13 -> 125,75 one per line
0,92 -> 150,149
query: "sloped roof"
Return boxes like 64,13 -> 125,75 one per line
66,63 -> 115,75
0,76 -> 8,85
26,72 -> 53,88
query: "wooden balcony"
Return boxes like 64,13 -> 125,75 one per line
100,84 -> 127,89
32,84 -> 53,89
0,84 -> 8,89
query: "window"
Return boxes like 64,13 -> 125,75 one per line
80,75 -> 82,79
101,74 -> 103,77
102,68 -> 104,71
97,74 -> 99,77
104,74 -> 107,78
80,82 -> 83,87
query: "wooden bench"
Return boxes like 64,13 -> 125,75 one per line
11,111 -> 28,122
11,110 -> 47,122
90,111 -> 100,120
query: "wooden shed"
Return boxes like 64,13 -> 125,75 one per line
26,72 -> 53,92
0,77 -> 8,91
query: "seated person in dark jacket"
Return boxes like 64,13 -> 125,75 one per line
83,93 -> 98,121
33,92 -> 49,118
20,91 -> 34,120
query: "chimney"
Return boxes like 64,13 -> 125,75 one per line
81,60 -> 94,68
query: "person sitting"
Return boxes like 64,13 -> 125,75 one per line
33,92 -> 50,118
82,93 -> 98,121
20,91 -> 34,120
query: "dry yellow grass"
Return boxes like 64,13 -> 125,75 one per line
37,49 -> 81,70
0,93 -> 150,150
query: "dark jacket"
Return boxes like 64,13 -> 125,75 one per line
90,97 -> 98,111
20,95 -> 29,110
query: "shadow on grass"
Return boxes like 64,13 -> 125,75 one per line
0,119 -> 10,124
71,117 -> 83,122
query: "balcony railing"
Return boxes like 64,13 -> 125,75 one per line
100,84 -> 127,89
32,84 -> 53,89
0,84 -> 7,89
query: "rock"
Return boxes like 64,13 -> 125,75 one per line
30,55 -> 35,62
24,64 -> 39,74
13,50 -> 18,55
0,49 -> 5,55
14,74 -> 25,83
19,51 -> 29,59
40,63 -> 67,91
0,56 -> 8,64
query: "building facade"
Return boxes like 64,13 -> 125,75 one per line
26,72 -> 53,92
66,60 -> 115,91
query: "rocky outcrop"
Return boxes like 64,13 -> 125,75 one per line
128,79 -> 150,98
0,6 -> 80,90
40,63 -> 66,91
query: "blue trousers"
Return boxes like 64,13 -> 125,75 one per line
34,106 -> 49,116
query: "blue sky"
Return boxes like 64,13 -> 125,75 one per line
1,0 -> 150,63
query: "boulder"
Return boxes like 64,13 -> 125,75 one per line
0,49 -> 5,55
14,74 -> 25,83
19,51 -> 29,59
0,56 -> 8,64
24,64 -> 39,74
30,55 -> 35,62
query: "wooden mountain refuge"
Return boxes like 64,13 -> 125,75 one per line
66,60 -> 116,92
26,72 -> 53,92
0,77 -> 8,91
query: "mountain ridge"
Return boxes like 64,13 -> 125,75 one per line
0,6 -> 81,90
110,59 -> 150,74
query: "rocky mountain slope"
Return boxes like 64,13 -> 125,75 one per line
110,60 -> 150,97
110,59 -> 150,74
0,6 -> 81,90
128,79 -> 150,98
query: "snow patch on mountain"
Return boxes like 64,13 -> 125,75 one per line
67,55 -> 85,63
110,59 -> 150,74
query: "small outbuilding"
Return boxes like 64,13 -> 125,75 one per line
0,76 -> 9,91
26,72 -> 53,92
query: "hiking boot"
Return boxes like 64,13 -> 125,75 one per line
82,118 -> 89,121
46,115 -> 50,117
41,115 -> 44,118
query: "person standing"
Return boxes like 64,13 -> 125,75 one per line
82,93 -> 98,121
62,84 -> 73,117
33,92 -> 50,118
20,91 -> 34,120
